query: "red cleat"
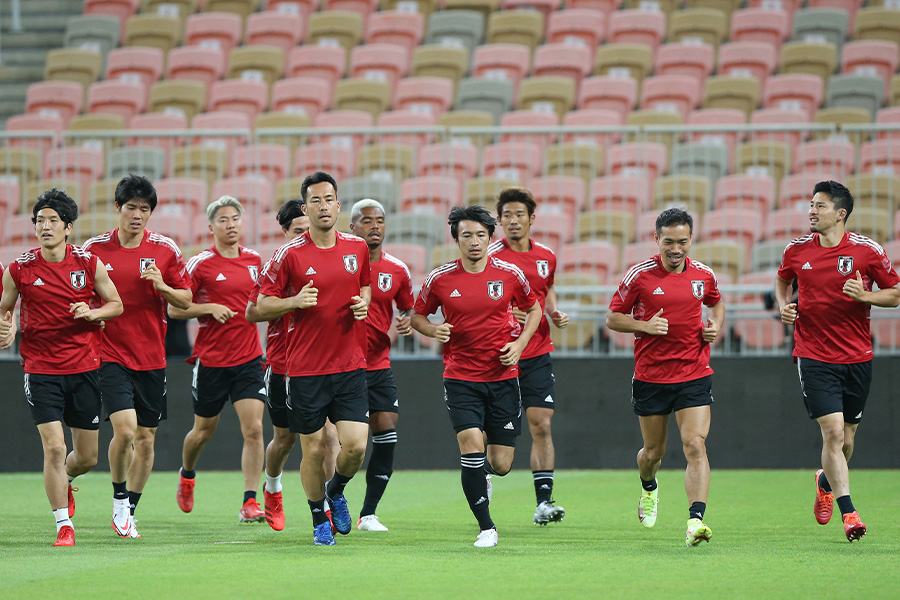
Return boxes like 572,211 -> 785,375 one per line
67,485 -> 77,518
264,485 -> 285,531
177,471 -> 195,513
842,511 -> 867,542
814,469 -> 834,525
239,498 -> 265,523
53,525 -> 74,547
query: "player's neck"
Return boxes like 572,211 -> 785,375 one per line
215,240 -> 240,258
461,255 -> 488,274
309,226 -> 337,249
505,236 -> 530,253
117,227 -> 143,249
818,226 -> 845,248
40,241 -> 67,263
369,245 -> 382,264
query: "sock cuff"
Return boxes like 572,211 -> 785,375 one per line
372,429 -> 398,444
461,452 -> 485,469
532,470 -> 554,479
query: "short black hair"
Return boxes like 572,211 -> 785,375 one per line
114,174 -> 158,211
300,171 -> 338,202
32,187 -> 79,227
277,199 -> 305,230
655,207 -> 693,236
813,180 -> 853,222
449,205 -> 496,241
496,187 -> 536,217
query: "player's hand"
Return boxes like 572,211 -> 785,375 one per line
208,303 -> 235,323
70,301 -> 99,322
295,280 -> 318,309
395,314 -> 412,336
499,340 -> 525,366
781,302 -> 798,324
550,309 -> 569,329
434,323 -> 453,343
0,311 -> 15,348
139,263 -> 166,291
701,317 -> 720,343
511,306 -> 527,325
842,270 -> 867,302
644,308 -> 668,335
350,295 -> 368,320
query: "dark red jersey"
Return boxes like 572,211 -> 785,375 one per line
366,250 -> 415,371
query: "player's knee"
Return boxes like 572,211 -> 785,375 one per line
43,442 -> 67,464
643,445 -> 666,462
113,423 -> 137,446
79,450 -> 99,470
242,422 -> 264,443
528,417 -> 552,439
682,435 -> 707,459
820,423 -> 844,445
342,439 -> 367,462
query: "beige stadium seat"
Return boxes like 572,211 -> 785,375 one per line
148,80 -> 207,123
444,0 -> 501,21
465,177 -> 517,207
517,76 -> 575,120
734,142 -> 791,185
380,0 -> 438,19
24,180 -> 82,215
438,110 -> 495,146
171,146 -> 228,188
124,14 -> 183,51
854,7 -> 900,46
576,210 -> 634,250
204,0 -> 260,19
624,110 -> 684,155
845,173 -> 899,215
544,144 -> 604,186
594,43 -> 653,85
684,0 -> 740,21
653,174 -> 711,217
66,114 -> 126,149
690,240 -> 745,281
549,320 -> 596,350
486,10 -> 544,50
668,8 -> 728,47
333,78 -> 392,117
228,46 -> 285,86
779,41 -> 838,81
142,0 -> 198,18
87,178 -> 119,213
851,207 -> 891,244
73,213 -> 121,244
44,49 -> 102,88
702,76 -> 761,117
357,144 -> 415,182
411,45 -> 469,86
430,243 -> 460,269
255,111 -> 310,155
306,11 -> 363,52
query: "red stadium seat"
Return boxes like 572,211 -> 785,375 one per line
184,12 -> 243,54
876,106 -> 900,140
270,77 -> 334,121
546,9 -> 606,54
686,107 -> 747,156
501,0 -> 563,19
44,147 -> 104,193
859,139 -> 900,176
312,110 -> 374,157
417,143 -> 479,187
190,111 -> 251,159
150,212 -> 197,247
767,207 -> 811,240
735,311 -> 786,350
746,0 -> 802,15
530,175 -> 585,219
0,179 -> 20,223
499,110 -> 558,151
84,0 -> 140,22
607,9 -> 666,50
155,177 -> 207,217
471,44 -> 531,96
621,240 -> 659,271
230,144 -> 290,181
127,112 -> 188,156
702,207 -> 764,257
565,0 -> 620,17
654,42 -> 715,84
793,139 -> 856,180
365,11 -> 425,52
750,107 -> 809,148
763,73 -> 824,121
562,108 -> 623,149
208,79 -> 268,119
393,77 -> 454,116
588,175 -> 651,219
717,41 -> 778,88
266,0 -> 319,20
532,43 -> 593,92
639,74 -> 702,121
606,142 -> 667,183
285,45 -> 347,88
559,240 -> 619,281
5,114 -> 63,155
377,110 -> 437,154
324,0 -> 379,20
166,46 -> 226,87
636,210 -> 670,242
211,175 -> 273,216
293,143 -> 355,181
399,176 -> 462,216
350,43 -> 411,89
530,211 -> 574,248
714,174 -> 775,213
25,81 -> 84,125
730,8 -> 791,53
577,75 -> 638,121
382,242 -> 427,277
86,80 -> 146,123
245,10 -> 305,51
105,47 -> 165,88
481,141 -> 543,182
778,171 -> 830,211
842,40 -> 899,102
736,270 -> 777,306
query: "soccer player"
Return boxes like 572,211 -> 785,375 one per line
0,188 -> 123,546
348,198 -> 414,531
168,196 -> 267,523
411,205 -> 542,548
775,180 -> 900,543
257,171 -> 371,546
605,208 -> 724,547
82,175 -> 193,538
488,187 -> 569,525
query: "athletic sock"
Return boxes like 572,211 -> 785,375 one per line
818,471 -> 832,493
533,470 -> 554,504
308,498 -> 328,527
483,461 -> 498,476
53,507 -> 71,532
461,453 -> 494,531
112,481 -> 128,500
836,495 -> 856,516
180,467 -> 195,480
361,429 -> 397,517
243,491 -> 257,504
266,472 -> 283,494
326,470 -> 352,498
689,502 -> 706,521
641,477 -> 658,492
128,491 -> 142,516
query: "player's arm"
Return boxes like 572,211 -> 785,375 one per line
775,275 -> 797,324
350,285 -> 370,320
499,300 -> 542,366
842,270 -> 900,307
606,309 -> 668,335
545,286 -> 568,329
0,269 -> 20,347
168,301 -> 235,323
72,261 -> 123,322
245,300 -> 270,323
702,300 -> 725,343
411,311 -> 452,342
139,263 -> 192,309
395,308 -> 412,336
257,279 -> 318,319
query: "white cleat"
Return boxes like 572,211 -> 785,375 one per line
486,474 -> 493,502
127,519 -> 142,538
111,499 -> 132,537
474,528 -> 499,547
357,514 -> 389,531
533,500 -> 565,525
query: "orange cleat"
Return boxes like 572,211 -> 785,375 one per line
842,511 -> 866,542
263,485 -> 285,531
814,469 -> 834,525
53,525 -> 74,547
239,498 -> 265,523
177,471 -> 195,513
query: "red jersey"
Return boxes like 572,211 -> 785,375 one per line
249,257 -> 290,375
778,232 -> 900,364
258,231 -> 371,377
609,255 -> 722,384
82,229 -> 192,371
9,245 -> 102,375
186,245 -> 262,367
488,238 -> 556,359
415,256 -> 538,382
367,250 -> 415,371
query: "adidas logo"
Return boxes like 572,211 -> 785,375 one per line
450,289 -> 461,297
216,273 -> 226,281
503,422 -> 514,430
544,395 -> 553,403
305,266 -> 317,275
475,496 -> 487,505
105,263 -> 114,270
311,508 -> 322,513
375,475 -> 390,481
393,399 -> 399,407
802,262 -> 813,270
33,278 -> 45,286
653,287 -> 664,295
540,484 -> 551,490
92,416 -> 99,424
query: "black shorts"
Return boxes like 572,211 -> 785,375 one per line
443,378 -> 522,447
24,370 -> 102,430
192,356 -> 267,419
265,365 -> 289,429
797,357 -> 871,424
99,362 -> 167,428
366,368 -> 399,414
631,375 -> 714,417
286,369 -> 369,435
518,353 -> 557,410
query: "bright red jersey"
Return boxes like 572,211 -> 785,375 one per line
415,256 -> 538,382
778,232 -> 900,364
258,231 -> 371,377
488,238 -> 556,359
9,245 -> 102,375
609,255 -> 722,384
186,245 -> 262,367
367,250 -> 415,371
82,229 -> 192,371
250,257 -> 290,374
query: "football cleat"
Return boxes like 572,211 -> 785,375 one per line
842,511 -> 867,542
357,514 -> 389,531
176,471 -> 195,513
264,484 -> 285,531
685,518 -> 712,547
474,528 -> 499,547
325,492 -> 352,535
53,525 -> 75,547
111,498 -> 132,537
239,498 -> 265,523
314,521 -> 336,546
324,497 -> 336,534
127,521 -> 142,539
486,474 -> 493,502
67,485 -> 77,518
814,469 -> 834,525
533,500 -> 565,525
639,487 -> 659,528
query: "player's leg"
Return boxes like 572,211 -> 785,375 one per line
458,426 -> 497,546
125,367 -> 167,527
358,368 -> 399,530
323,418 -> 340,482
127,426 -> 156,526
519,354 -> 562,521
180,361 -> 227,511
634,378 -> 672,529
101,363 -> 138,529
675,405 -> 711,542
182,414 -> 219,472
233,397 -> 266,521
37,421 -> 73,543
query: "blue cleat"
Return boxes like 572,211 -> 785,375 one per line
325,492 -> 352,535
314,521 -> 336,546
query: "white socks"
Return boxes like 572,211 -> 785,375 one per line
266,472 -> 283,494
53,507 -> 71,532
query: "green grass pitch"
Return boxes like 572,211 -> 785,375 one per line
1,469 -> 898,599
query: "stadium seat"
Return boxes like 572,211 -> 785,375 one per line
546,9 -> 606,54
425,10 -> 485,53
563,0 -> 620,15
702,76 -> 761,117
44,48 -> 102,88
767,207 -> 812,241
735,311 -> 786,351
702,207 -> 764,257
842,40 -> 899,101
735,141 -> 791,184
305,11 -> 364,52
154,177 -> 208,218
750,108 -> 810,148
429,243 -> 461,269
778,171 -> 830,211
377,110 -> 438,154
654,42 -> 715,84
204,0 -> 260,19
255,111 -> 310,155
399,176 -> 462,216
684,109 -> 746,164
0,148 -> 41,189
464,176 -> 517,207
341,177 -> 400,213
106,146 -> 167,181
763,73 -> 824,120
358,144 -> 415,182
25,81 -> 84,125
717,41 -> 778,87
454,78 -> 514,124
438,110 -> 495,146
752,239 -> 790,272
245,10 -> 305,51
166,46 -> 226,87
670,143 -> 730,184
228,46 -> 285,86
827,74 -> 884,117
293,143 -> 355,182
207,79 -> 269,119
558,240 -> 619,281
620,240 -> 660,272
143,0 -> 197,18
273,177 -> 304,210
576,210 -> 634,250
545,144 -> 604,185
333,78 -> 393,117
846,172 -> 899,214
127,112 -> 188,156
668,7 -> 728,47
530,175 -> 585,219
517,76 -> 575,120
562,108 -> 623,149
779,41 -> 838,81
171,146 -> 228,188
854,7 -> 900,46
267,0 -> 318,19
714,174 -> 775,213
124,14 -> 183,52
312,110 -> 373,157
0,178 -> 21,221
105,47 -> 164,90
64,15 -> 121,57
44,147 -> 105,195
211,175 -> 272,217
231,144 -> 290,181
22,180 -> 83,217
859,139 -> 900,175
417,143 -> 479,186
594,43 -> 652,84
530,211 -> 573,249
481,141 -> 542,182
639,74 -> 702,121
471,44 -> 531,95
532,43 -> 592,92
607,9 -> 666,50
486,10 -> 544,50
148,80 -> 207,122
86,80 -> 146,123
851,207 -> 891,244
691,240 -> 745,281
382,243 -> 427,277
285,46 -> 347,87
606,142 -> 668,182
793,139 -> 856,180
577,76 -> 638,122
411,45 -> 469,86
350,43 -> 410,88
66,114 -> 126,149
813,107 -> 871,139
653,174 -> 711,216
5,114 -> 63,156
499,110 -> 558,151
184,12 -> 244,54
270,77 -> 334,121
730,7 -> 791,52
84,0 -> 140,23
384,212 -> 447,249
623,110 -> 683,156
393,77 -> 454,115
792,7 -> 849,50
366,11 -> 425,51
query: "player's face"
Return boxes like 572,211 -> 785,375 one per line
209,206 -> 242,245
350,206 -> 386,249
283,215 -> 309,239
34,208 -> 72,249
499,201 -> 534,242
117,198 -> 152,235
655,223 -> 692,273
303,182 -> 339,231
809,192 -> 845,234
456,219 -> 491,262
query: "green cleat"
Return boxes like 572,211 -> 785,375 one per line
639,487 -> 658,528
685,518 -> 712,547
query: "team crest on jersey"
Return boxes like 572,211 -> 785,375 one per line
691,280 -> 705,300
248,265 -> 258,281
838,256 -> 853,275
70,270 -> 86,290
343,254 -> 358,274
378,272 -> 392,292
488,280 -> 504,300
536,260 -> 550,279
140,258 -> 156,273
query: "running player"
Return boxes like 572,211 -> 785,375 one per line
0,188 -> 123,546
488,187 -> 569,525
411,205 -> 542,548
775,180 -> 900,542
169,196 -> 267,523
82,175 -> 192,538
606,208 -> 724,547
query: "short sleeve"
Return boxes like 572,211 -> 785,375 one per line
259,250 -> 290,299
396,268 -> 415,311
511,265 -> 536,308
608,274 -> 638,314
414,274 -> 441,316
869,244 -> 900,291
777,243 -> 796,283
703,271 -> 722,307
165,246 -> 192,290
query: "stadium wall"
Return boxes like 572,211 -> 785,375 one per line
1,357 -> 898,472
